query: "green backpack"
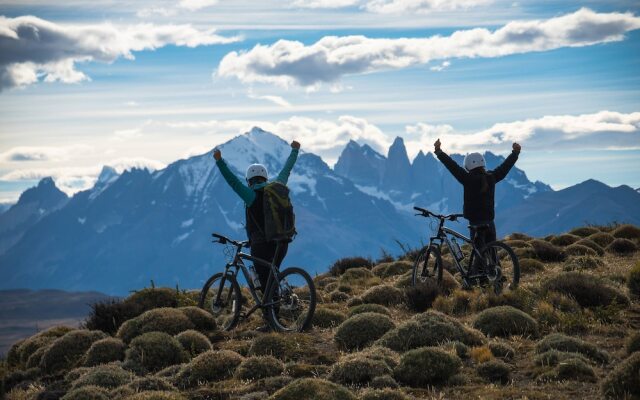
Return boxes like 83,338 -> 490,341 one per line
262,181 -> 297,242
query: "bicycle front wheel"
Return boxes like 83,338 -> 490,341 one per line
267,267 -> 317,332
412,245 -> 443,287
481,241 -> 520,294
198,272 -> 242,331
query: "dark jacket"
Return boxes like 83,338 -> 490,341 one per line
435,149 -> 519,224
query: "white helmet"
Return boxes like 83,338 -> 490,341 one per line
246,164 -> 268,181
463,152 -> 486,171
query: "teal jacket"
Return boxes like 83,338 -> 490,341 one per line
215,148 -> 299,206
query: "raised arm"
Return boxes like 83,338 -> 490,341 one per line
491,143 -> 521,183
213,149 -> 256,206
434,139 -> 468,184
276,141 -> 300,184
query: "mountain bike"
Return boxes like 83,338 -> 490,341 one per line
411,206 -> 519,294
198,233 -> 316,332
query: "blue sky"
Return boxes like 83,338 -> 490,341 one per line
1,0 -> 639,202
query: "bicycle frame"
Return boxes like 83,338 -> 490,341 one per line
430,223 -> 487,279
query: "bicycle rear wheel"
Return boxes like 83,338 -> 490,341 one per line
266,267 -> 317,332
198,272 -> 242,331
481,241 -> 520,294
412,245 -> 443,286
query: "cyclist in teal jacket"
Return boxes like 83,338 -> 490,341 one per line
213,141 -> 300,330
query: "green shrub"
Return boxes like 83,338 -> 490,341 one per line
477,360 -> 510,384
564,244 -> 598,257
123,376 -> 177,392
83,337 -> 126,367
519,258 -> 544,273
377,310 -> 484,352
563,255 -> 604,271
6,338 -> 24,368
393,272 -> 413,289
505,233 -> 532,241
123,392 -> 187,400
534,350 -> 591,367
15,325 -> 73,367
542,272 -> 629,308
314,275 -> 337,289
61,385 -> 110,400
235,356 -> 284,380
574,239 -> 605,256
309,307 -> 346,329
175,330 -> 212,357
535,333 -> 609,364
569,227 -> 600,237
71,364 -> 133,390
612,224 -> 640,240
538,357 -> 596,382
359,388 -> 407,400
628,262 -> 640,297
346,296 -> 364,307
488,342 -> 515,360
361,285 -> 404,307
550,234 -> 581,246
3,367 -> 40,392
372,261 -> 412,278
606,238 -> 637,255
404,280 -> 441,312
270,378 -> 356,400
249,334 -> 287,359
284,363 -> 329,378
329,290 -> 350,303
24,344 -> 48,369
176,350 -> 243,388
155,364 -> 185,380
330,257 -> 373,276
125,332 -> 188,373
473,306 -> 538,338
337,284 -> 353,294
328,353 -> 392,385
348,303 -> 391,317
588,231 -> 616,247
504,239 -> 532,249
448,341 -> 470,359
40,329 -> 107,373
601,352 -> 640,398
339,268 -> 377,286
529,240 -> 566,262
626,332 -> 640,355
393,347 -> 461,387
334,313 -> 395,351
178,307 -> 217,332
370,375 -> 399,389
117,308 -> 195,343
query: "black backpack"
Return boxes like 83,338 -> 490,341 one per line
259,181 -> 296,242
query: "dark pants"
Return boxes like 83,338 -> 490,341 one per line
251,241 -> 288,322
470,221 -> 496,274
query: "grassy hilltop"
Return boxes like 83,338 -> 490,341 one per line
2,224 -> 640,400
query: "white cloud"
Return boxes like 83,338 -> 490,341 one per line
429,60 -> 450,71
218,8 -> 640,88
0,15 -> 240,91
0,145 -> 93,162
365,0 -> 492,13
178,0 -> 219,11
292,0 -> 360,8
247,90 -> 292,108
405,111 -> 640,155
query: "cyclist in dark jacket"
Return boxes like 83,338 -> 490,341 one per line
434,139 -> 521,272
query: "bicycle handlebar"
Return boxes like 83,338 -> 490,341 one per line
211,233 -> 249,248
413,206 -> 464,221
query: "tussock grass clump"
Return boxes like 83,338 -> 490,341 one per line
377,310 -> 484,352
535,333 -> 609,364
505,233 -> 532,241
534,350 -> 591,367
606,238 -> 637,255
339,267 -> 379,286
314,275 -> 337,289
564,244 -> 598,257
628,262 -> 640,297
359,388 -> 407,400
270,378 -> 357,400
348,303 -> 391,317
235,356 -> 284,381
514,247 -> 537,260
372,261 -> 412,278
361,285 -> 405,307
489,341 -> 515,360
70,364 -> 133,390
542,272 -> 629,308
550,234 -> 581,246
329,290 -> 350,303
563,255 -> 604,271
504,239 -> 532,249
404,280 -> 441,312
284,363 -> 329,378
601,353 -> 640,398
122,392 -> 187,400
473,306 -> 538,337
519,258 -> 544,273
626,332 -> 640,355
574,239 -> 605,256
330,257 -> 373,276
176,350 -> 244,388
175,330 -> 212,357
125,332 -> 188,373
476,360 -> 510,384
123,376 -> 177,392
83,337 -> 126,367
470,346 -> 493,363
393,347 -> 461,387
117,308 -> 195,343
529,240 -> 566,262
178,307 -> 217,332
587,231 -> 616,247
40,329 -> 108,373
334,312 -> 395,351
569,227 -> 600,237
309,307 -> 346,328
12,325 -> 73,368
433,289 -> 474,316
370,375 -> 399,389
61,385 -> 110,400
328,353 -> 392,385
612,224 -> 640,240
538,357 -> 596,382
249,334 -> 287,359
